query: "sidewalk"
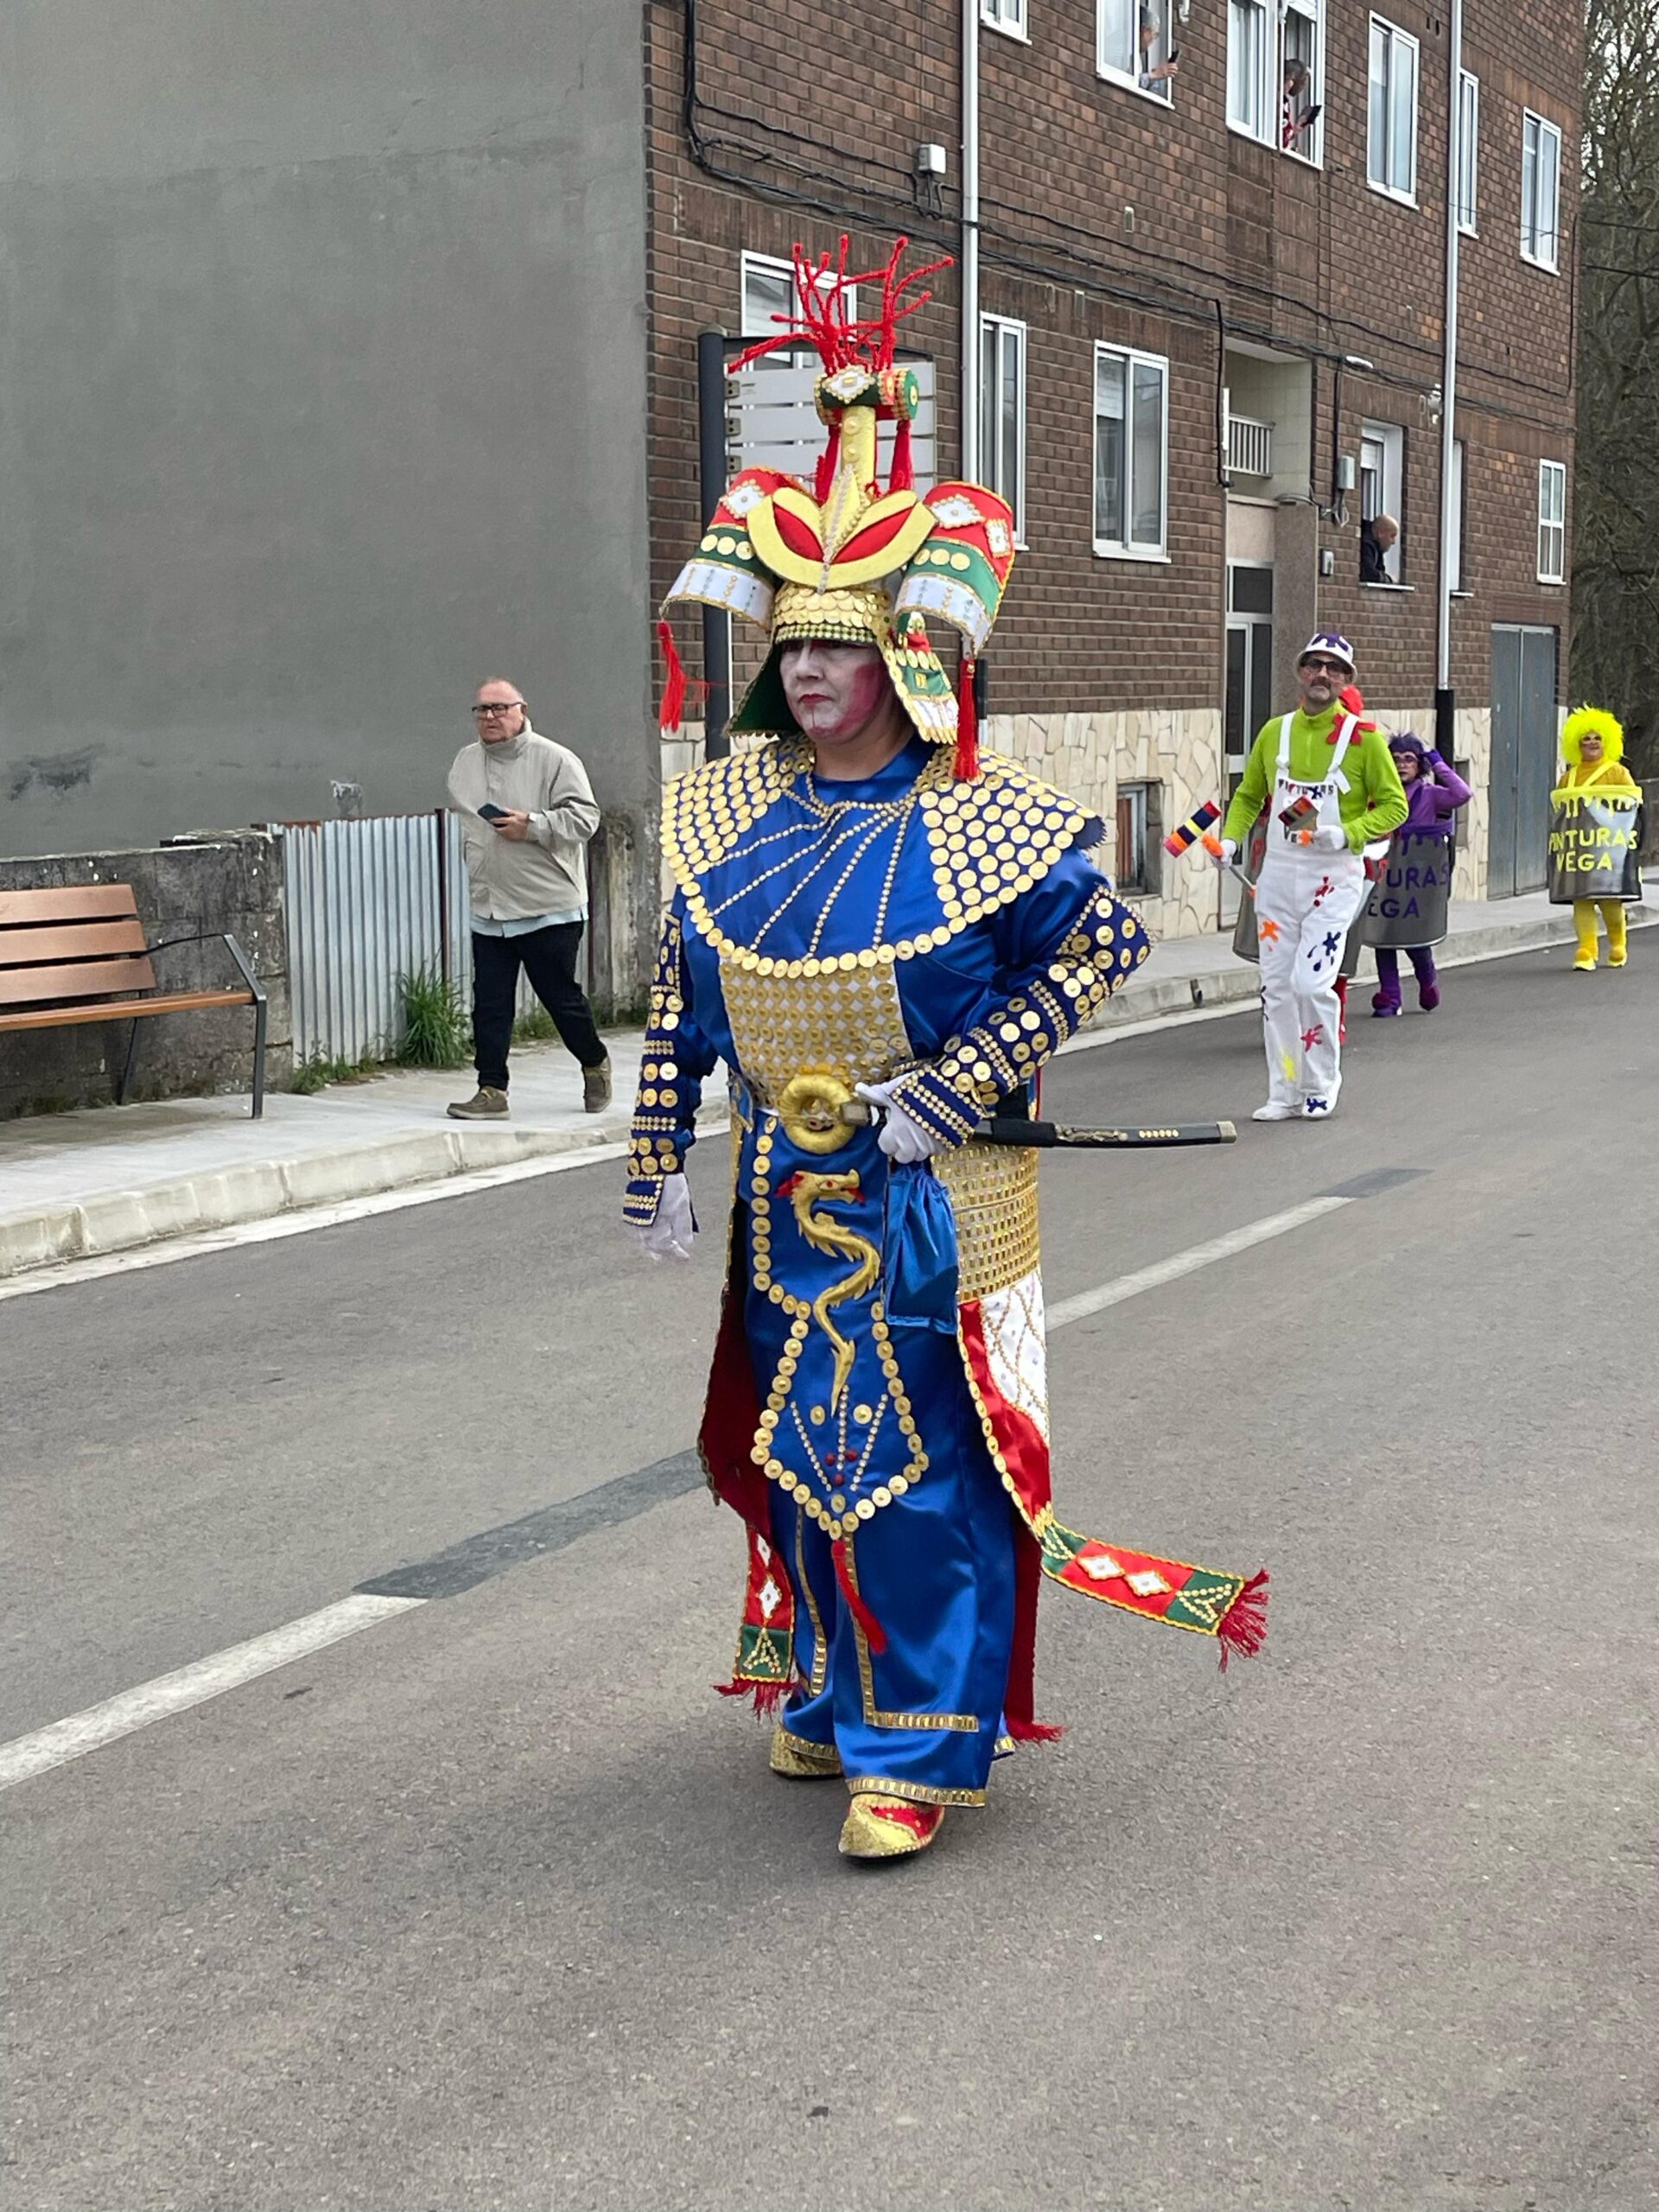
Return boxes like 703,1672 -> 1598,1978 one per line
1,884 -> 1649,1281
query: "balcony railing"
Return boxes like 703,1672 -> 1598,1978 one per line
1226,413 -> 1274,479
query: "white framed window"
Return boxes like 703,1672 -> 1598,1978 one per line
1447,437 -> 1466,593
1456,71 -> 1479,234
1537,459 -> 1567,582
980,315 -> 1027,541
1522,111 -> 1562,270
1367,17 -> 1419,203
982,0 -> 1028,38
1359,418 -> 1406,582
741,253 -> 855,351
1098,0 -> 1177,103
1228,0 -> 1272,140
1093,343 -> 1168,558
1281,0 -> 1323,162
1230,0 -> 1322,161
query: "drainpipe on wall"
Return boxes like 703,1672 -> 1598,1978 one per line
1434,0 -> 1464,763
961,0 -> 980,481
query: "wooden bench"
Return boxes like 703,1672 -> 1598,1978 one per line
0,884 -> 268,1116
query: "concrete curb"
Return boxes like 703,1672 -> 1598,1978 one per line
0,1116 -> 636,1281
0,902 -> 1649,1282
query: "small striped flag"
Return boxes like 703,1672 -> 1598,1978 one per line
1162,800 -> 1222,858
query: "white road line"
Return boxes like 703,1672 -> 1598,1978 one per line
0,1187 -> 1352,1792
1046,1194 -> 1351,1330
0,1141 -> 632,1303
0,1594 -> 424,1791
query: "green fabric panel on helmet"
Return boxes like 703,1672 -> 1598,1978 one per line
895,653 -> 954,704
906,538 -> 1002,620
728,646 -> 800,738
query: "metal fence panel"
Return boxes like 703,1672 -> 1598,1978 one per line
276,811 -> 550,1065
277,813 -> 445,1064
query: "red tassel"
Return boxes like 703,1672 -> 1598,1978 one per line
1007,1717 -> 1065,1744
715,1677 -> 790,1717
657,620 -> 687,734
1216,1568 -> 1269,1672
953,654 -> 979,783
889,416 -> 914,493
814,425 -> 842,505
831,1537 -> 887,1654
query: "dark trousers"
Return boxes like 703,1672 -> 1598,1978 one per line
471,923 -> 606,1091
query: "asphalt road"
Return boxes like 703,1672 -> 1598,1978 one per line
4,945 -> 1656,2212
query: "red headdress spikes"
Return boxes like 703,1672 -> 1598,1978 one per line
661,235 -> 1014,775
728,235 -> 950,500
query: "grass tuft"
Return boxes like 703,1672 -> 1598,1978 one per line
291,1052 -> 384,1094
397,965 -> 470,1069
512,1005 -> 559,1044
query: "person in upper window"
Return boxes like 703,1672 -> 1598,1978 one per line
1281,60 -> 1321,152
1137,3 -> 1179,87
1360,513 -> 1398,584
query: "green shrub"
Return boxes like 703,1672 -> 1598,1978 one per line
397,965 -> 469,1068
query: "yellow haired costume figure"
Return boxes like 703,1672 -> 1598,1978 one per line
1553,709 -> 1642,971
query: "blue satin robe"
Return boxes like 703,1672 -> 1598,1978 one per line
626,738 -> 1147,1804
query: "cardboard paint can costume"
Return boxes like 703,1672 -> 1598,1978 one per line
1548,710 -> 1643,905
629,240 -> 1266,1840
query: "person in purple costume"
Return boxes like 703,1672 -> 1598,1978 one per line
1371,734 -> 1471,1015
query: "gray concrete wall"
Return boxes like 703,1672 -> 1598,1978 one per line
0,0 -> 652,966
0,835 -> 289,1118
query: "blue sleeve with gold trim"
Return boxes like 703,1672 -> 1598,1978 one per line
883,854 -> 1151,1147
623,893 -> 721,1227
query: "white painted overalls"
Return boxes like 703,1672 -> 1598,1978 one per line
1255,711 -> 1368,1113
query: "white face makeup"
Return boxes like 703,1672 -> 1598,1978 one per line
779,640 -> 894,748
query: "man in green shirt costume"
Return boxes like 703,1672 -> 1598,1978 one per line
1217,632 -> 1407,1120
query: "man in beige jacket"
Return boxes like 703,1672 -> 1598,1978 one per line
445,677 -> 611,1117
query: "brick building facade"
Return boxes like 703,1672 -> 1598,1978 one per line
644,0 -> 1580,937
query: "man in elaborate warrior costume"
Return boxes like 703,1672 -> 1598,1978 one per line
626,244 -> 1264,1861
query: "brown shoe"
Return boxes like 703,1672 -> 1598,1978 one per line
582,1056 -> 613,1114
447,1087 -> 509,1121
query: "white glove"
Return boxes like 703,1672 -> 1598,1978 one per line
1211,837 -> 1238,869
1310,824 -> 1349,854
638,1171 -> 695,1262
855,1080 -> 938,1164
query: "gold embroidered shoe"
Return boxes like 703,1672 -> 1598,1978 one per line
770,1726 -> 842,1779
838,1792 -> 944,1860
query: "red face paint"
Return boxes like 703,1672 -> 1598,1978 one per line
780,641 -> 892,746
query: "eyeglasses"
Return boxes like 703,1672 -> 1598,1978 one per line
1300,658 -> 1349,676
472,702 -> 524,717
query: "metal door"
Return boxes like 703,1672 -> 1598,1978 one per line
1488,625 -> 1559,896
1224,565 -> 1274,924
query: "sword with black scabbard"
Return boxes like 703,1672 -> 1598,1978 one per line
836,1098 -> 1236,1149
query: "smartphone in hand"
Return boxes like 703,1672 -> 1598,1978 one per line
478,803 -> 509,822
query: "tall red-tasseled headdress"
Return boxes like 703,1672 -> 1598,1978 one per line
658,238 -> 1016,780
